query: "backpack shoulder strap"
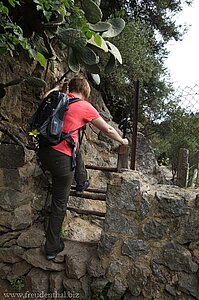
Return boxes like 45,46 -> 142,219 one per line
68,97 -> 81,105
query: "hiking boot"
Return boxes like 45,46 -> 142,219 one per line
76,180 -> 89,194
45,239 -> 65,260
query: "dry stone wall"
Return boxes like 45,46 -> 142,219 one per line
98,172 -> 199,299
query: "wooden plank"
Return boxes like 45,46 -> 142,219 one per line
117,144 -> 129,171
85,165 -> 117,172
67,207 -> 106,217
69,190 -> 106,201
70,185 -> 106,194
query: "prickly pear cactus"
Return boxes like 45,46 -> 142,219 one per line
25,77 -> 47,88
106,41 -> 122,64
68,47 -> 80,73
102,18 -> 125,38
105,54 -> 116,74
57,28 -> 87,49
77,46 -> 99,65
81,0 -> 102,24
92,0 -> 101,6
89,21 -> 111,32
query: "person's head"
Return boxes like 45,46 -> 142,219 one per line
68,76 -> 91,100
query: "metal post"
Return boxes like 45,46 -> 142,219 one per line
130,80 -> 139,170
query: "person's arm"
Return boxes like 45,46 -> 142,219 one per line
42,81 -> 68,99
91,117 -> 128,145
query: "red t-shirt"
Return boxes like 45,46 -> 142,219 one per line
52,93 -> 100,156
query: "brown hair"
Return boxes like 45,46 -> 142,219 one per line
68,77 -> 91,100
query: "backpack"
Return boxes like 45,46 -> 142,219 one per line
29,91 -> 80,167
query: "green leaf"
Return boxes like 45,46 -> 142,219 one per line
106,41 -> 122,64
36,52 -> 47,68
25,77 -> 46,88
28,129 -> 40,137
57,28 -> 87,49
88,35 -> 108,52
88,21 -> 111,32
78,46 -> 99,65
102,18 -> 125,38
84,30 -> 93,40
68,47 -> 80,73
94,34 -> 102,47
81,0 -> 102,24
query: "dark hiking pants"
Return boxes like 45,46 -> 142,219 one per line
38,147 -> 74,253
38,146 -> 87,254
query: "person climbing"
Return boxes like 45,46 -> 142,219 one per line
38,76 -> 128,260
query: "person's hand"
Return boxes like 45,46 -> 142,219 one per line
121,138 -> 129,145
60,81 -> 68,93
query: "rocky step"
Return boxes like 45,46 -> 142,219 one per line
67,206 -> 106,217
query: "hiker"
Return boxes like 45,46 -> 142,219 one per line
38,76 -> 128,260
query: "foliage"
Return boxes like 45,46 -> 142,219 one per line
11,275 -> 25,291
100,20 -> 171,122
0,0 -> 125,84
99,0 -> 193,124
151,109 -> 199,173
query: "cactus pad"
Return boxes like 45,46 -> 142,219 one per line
68,47 -> 80,73
81,0 -> 102,24
102,18 -> 125,38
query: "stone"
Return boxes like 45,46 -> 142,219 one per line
136,133 -> 158,174
0,225 -> 10,233
90,278 -> 109,294
106,179 -> 140,211
161,242 -> 198,273
22,248 -> 65,271
107,261 -> 123,281
122,240 -> 149,259
195,194 -> 199,207
0,231 -> 22,247
49,271 -> 65,293
80,275 -> 92,299
143,220 -> 167,240
155,190 -> 188,218
104,210 -> 138,236
192,248 -> 199,264
62,278 -> 82,297
7,260 -> 32,282
0,246 -> 24,263
127,265 -> 148,296
0,144 -> 25,168
0,188 -> 33,211
178,272 -> 199,299
65,246 -> 90,279
150,259 -> 166,283
140,192 -> 150,219
97,232 -> 117,256
165,284 -> 178,297
25,267 -> 49,294
0,169 -> 22,190
107,278 -> 127,300
0,204 -> 32,230
123,292 -> 145,299
176,210 -> 199,243
87,253 -> 105,277
17,225 -> 45,248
